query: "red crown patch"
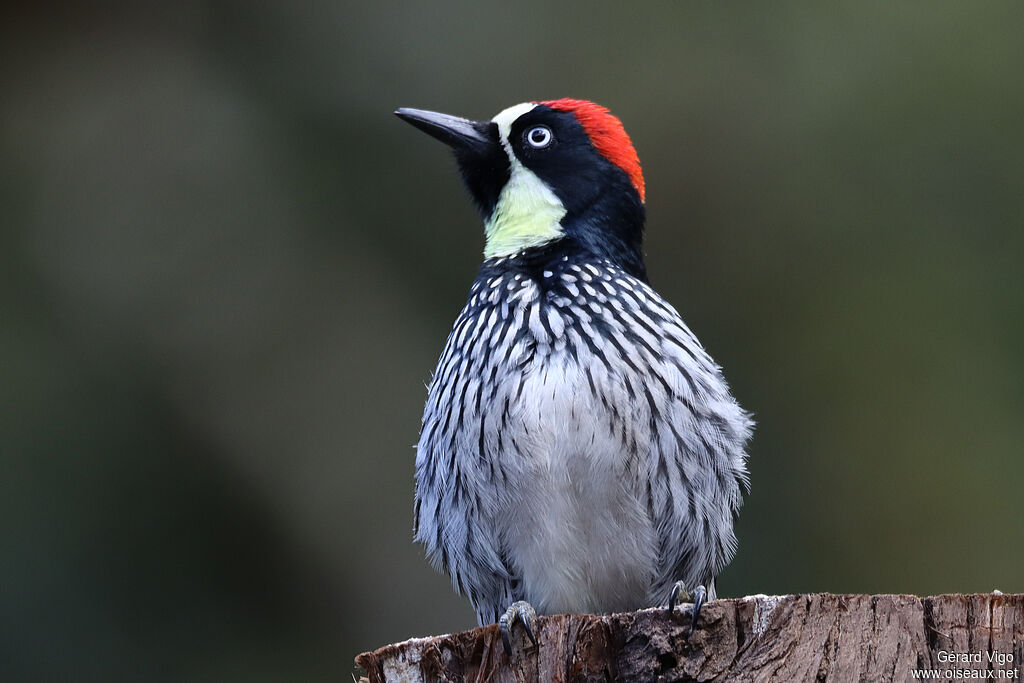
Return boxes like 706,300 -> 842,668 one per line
537,99 -> 645,202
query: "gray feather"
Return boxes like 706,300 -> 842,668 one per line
415,256 -> 752,625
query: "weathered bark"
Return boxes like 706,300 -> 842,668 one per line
356,593 -> 1023,682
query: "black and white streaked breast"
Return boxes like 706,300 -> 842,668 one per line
415,246 -> 751,619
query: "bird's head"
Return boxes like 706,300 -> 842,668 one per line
396,99 -> 647,279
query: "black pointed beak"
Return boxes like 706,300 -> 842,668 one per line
395,107 -> 493,153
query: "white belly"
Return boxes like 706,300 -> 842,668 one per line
499,359 -> 657,615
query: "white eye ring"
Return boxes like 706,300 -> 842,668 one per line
525,125 -> 553,149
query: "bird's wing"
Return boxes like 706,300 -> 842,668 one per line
414,300 -> 520,625
591,274 -> 753,601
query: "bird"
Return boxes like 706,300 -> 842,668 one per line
395,99 -> 752,656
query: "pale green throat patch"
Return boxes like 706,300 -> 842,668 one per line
483,103 -> 567,259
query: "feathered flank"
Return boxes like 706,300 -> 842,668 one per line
538,98 -> 646,202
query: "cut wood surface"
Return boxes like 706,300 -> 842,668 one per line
355,593 -> 1023,682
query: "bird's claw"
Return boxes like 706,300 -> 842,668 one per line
667,581 -> 707,632
499,600 -> 538,656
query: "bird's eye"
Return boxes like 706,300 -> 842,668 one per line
525,125 -> 553,149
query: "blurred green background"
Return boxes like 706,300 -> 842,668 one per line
2,1 -> 1022,680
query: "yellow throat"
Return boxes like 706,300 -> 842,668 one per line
483,103 -> 566,259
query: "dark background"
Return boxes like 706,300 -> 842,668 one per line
2,2 -> 1022,680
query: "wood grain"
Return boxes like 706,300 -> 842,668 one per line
356,593 -> 1023,682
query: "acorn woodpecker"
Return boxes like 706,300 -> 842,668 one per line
396,99 -> 752,655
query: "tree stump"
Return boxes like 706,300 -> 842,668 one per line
355,593 -> 1023,682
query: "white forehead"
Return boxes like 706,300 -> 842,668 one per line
491,102 -> 537,144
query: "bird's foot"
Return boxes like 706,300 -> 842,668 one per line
499,600 -> 539,656
667,580 -> 707,632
